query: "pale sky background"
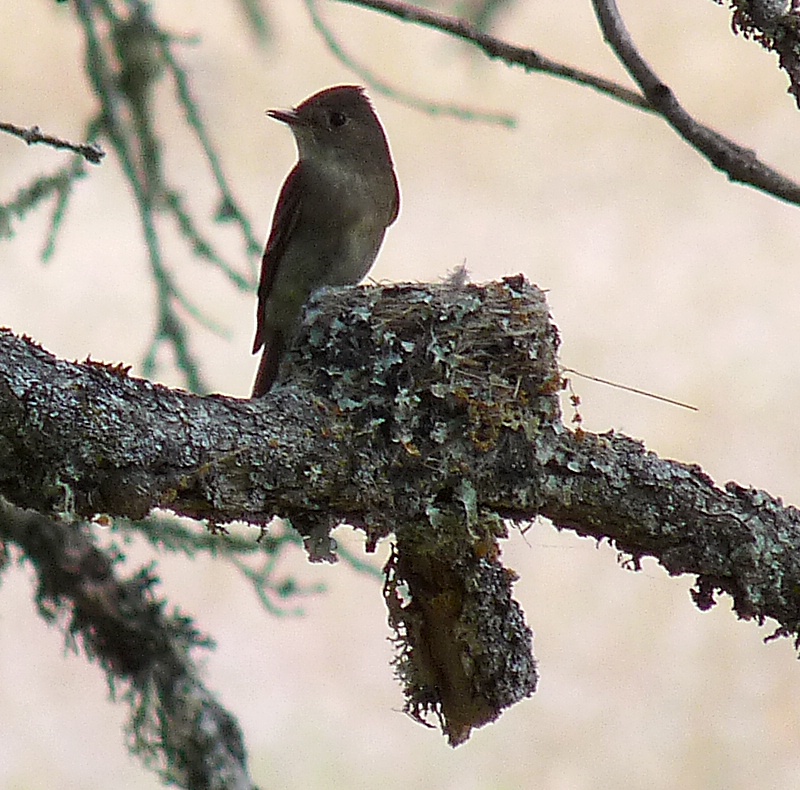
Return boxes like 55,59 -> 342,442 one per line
2,2 -> 800,788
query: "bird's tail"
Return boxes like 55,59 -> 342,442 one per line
252,333 -> 284,397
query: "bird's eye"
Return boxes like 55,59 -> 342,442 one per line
328,111 -> 348,128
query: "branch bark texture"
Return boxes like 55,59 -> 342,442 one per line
2,277 -> 800,743
0,500 -> 253,789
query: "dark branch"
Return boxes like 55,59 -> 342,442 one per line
339,0 -> 800,208
591,0 -> 800,205
334,0 -> 653,111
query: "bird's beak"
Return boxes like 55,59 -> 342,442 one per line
266,108 -> 301,126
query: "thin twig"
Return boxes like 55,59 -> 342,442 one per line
74,0 -> 208,393
335,0 -> 654,112
156,33 -> 262,264
306,0 -> 516,127
340,0 -> 800,209
563,367 -> 698,411
591,0 -> 800,205
0,120 -> 105,164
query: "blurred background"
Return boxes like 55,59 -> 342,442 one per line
2,1 -> 800,788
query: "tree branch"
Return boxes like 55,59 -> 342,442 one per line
591,0 -> 800,204
338,0 -> 800,208
0,120 -> 105,163
334,0 -> 653,111
3,278 -> 800,744
306,0 -> 516,127
0,500 -> 254,789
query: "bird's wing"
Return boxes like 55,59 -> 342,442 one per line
252,163 -> 304,354
388,167 -> 400,226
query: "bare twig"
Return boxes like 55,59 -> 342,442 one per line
306,0 -> 516,126
0,120 -> 105,163
563,367 -> 698,411
340,0 -> 800,208
591,0 -> 800,204
335,0 -> 653,111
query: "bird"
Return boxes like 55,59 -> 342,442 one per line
251,85 -> 399,397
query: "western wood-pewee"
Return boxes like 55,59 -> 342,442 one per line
251,85 -> 400,396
